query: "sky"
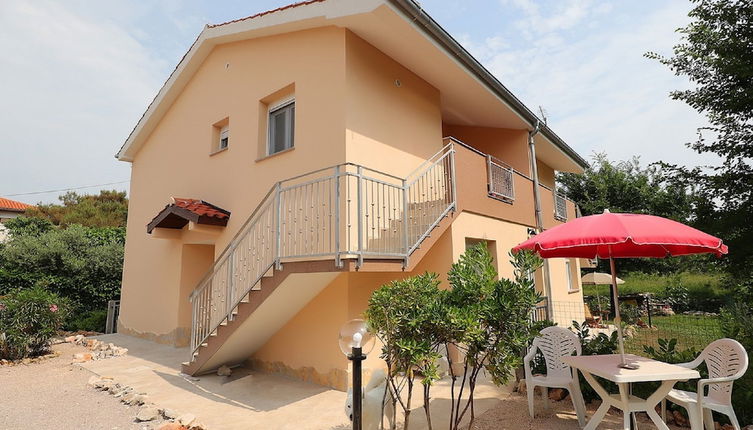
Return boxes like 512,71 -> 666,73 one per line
0,0 -> 710,204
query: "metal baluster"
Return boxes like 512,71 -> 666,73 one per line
334,169 -> 341,265
357,166 -> 363,267
275,183 -> 282,270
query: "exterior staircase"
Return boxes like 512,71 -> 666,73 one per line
182,143 -> 456,375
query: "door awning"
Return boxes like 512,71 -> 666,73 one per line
147,198 -> 230,234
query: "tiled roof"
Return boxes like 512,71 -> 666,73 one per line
172,198 -> 231,220
207,0 -> 326,28
0,197 -> 34,212
147,198 -> 230,233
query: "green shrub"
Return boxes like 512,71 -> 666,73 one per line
0,224 -> 123,313
65,309 -> 107,333
619,303 -> 641,325
643,338 -> 699,364
720,304 -> 753,426
662,280 -> 690,313
0,287 -> 68,360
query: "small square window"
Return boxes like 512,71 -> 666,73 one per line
211,118 -> 229,155
268,100 -> 295,155
219,126 -> 229,150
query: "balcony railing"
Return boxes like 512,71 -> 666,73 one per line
554,191 -> 568,221
188,143 -> 456,355
486,155 -> 515,201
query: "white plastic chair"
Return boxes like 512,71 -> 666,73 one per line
661,338 -> 749,430
524,326 -> 587,427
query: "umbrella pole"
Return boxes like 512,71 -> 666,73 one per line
611,257 -> 638,370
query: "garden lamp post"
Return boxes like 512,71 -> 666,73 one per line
339,319 -> 375,430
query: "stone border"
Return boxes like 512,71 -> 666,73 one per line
87,375 -> 206,430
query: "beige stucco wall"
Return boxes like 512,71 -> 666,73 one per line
344,32 -> 443,177
252,211 -> 580,389
119,27 -> 349,341
442,125 -> 530,175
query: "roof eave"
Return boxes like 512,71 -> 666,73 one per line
386,0 -> 588,170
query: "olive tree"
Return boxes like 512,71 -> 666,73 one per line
365,245 -> 542,430
444,244 -> 542,430
365,272 -> 445,430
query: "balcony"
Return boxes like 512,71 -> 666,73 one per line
446,136 -> 574,229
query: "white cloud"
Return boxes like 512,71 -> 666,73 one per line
0,1 -> 168,203
473,1 -> 715,168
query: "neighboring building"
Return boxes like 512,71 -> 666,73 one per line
116,0 -> 588,390
0,197 -> 33,223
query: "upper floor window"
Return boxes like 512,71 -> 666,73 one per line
211,117 -> 229,155
268,99 -> 295,155
219,125 -> 229,150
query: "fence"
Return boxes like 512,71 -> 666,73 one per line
533,300 -> 723,353
105,300 -> 120,334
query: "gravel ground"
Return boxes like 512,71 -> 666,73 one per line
467,390 -> 686,430
0,342 -> 166,430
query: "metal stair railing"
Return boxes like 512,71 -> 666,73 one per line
188,144 -> 456,356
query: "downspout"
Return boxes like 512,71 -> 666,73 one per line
528,122 -> 554,319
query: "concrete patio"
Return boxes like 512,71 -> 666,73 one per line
80,334 -> 510,430
79,334 -> 689,430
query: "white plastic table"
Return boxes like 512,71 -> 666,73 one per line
561,354 -> 700,430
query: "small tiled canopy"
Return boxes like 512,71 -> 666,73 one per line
147,198 -> 230,233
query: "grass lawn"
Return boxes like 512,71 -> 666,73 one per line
618,314 -> 723,354
582,271 -> 723,297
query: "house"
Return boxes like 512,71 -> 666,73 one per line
115,0 -> 588,390
0,197 -> 33,223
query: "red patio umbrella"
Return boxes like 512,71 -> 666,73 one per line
513,209 -> 727,369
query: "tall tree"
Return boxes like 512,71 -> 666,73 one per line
647,0 -> 753,290
25,190 -> 128,228
557,153 -> 694,220
558,154 -> 699,274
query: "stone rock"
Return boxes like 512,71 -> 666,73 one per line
624,326 -> 636,338
121,392 -> 138,404
161,408 -> 179,420
87,376 -> 101,387
548,388 -> 569,401
124,393 -> 148,406
673,410 -> 689,428
112,386 -> 132,398
217,365 -> 232,377
136,406 -> 160,422
157,424 -> 187,430
73,352 -> 93,363
95,379 -> 115,391
177,413 -> 196,427
515,379 -> 526,394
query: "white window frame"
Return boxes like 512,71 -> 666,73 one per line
219,125 -> 229,150
267,97 -> 295,156
565,260 -> 578,292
